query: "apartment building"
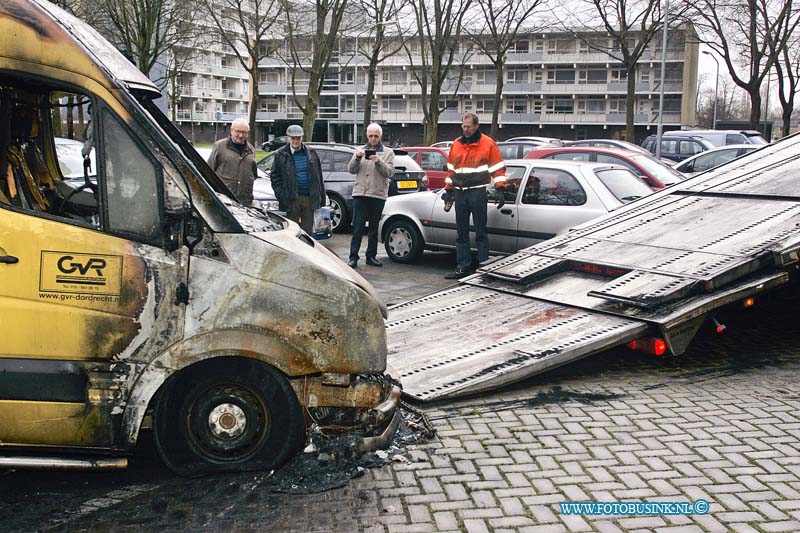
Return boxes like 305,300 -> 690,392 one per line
174,26 -> 698,145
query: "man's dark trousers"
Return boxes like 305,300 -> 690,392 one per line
454,187 -> 488,271
349,196 -> 386,262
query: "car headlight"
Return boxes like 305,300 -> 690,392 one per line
252,199 -> 281,212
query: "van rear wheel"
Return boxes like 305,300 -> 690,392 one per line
153,359 -> 305,476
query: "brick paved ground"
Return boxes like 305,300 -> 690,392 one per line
241,291 -> 800,533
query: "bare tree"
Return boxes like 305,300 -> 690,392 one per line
95,0 -> 198,78
351,0 -> 409,143
404,0 -> 474,144
282,0 -> 355,141
465,0 -> 546,139
772,20 -> 800,136
560,0 -> 684,141
687,0 -> 800,129
199,0 -> 283,144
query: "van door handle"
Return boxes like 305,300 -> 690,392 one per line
500,208 -> 513,215
0,255 -> 19,264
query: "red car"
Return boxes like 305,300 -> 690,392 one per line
404,146 -> 450,189
524,146 -> 684,190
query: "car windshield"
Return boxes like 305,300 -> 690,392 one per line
629,154 -> 683,185
595,168 -> 654,202
745,134 -> 768,145
55,139 -> 96,179
257,154 -> 274,173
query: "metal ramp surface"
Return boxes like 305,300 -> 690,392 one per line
386,285 -> 647,401
386,136 -> 800,402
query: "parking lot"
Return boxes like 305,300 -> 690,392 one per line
3,234 -> 800,533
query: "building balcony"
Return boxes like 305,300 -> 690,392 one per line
255,111 -> 288,121
259,83 -> 287,94
499,113 -> 540,123
502,82 -> 542,93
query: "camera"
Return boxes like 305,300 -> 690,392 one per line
364,149 -> 376,158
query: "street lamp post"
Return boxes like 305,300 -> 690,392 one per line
353,20 -> 398,144
702,50 -> 719,129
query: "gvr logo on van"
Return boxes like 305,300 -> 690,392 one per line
57,255 -> 107,276
40,251 -> 123,295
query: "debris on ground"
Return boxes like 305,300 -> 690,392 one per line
261,405 -> 436,494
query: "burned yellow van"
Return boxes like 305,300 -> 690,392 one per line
0,0 -> 399,475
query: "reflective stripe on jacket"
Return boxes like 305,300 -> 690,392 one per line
445,133 -> 505,190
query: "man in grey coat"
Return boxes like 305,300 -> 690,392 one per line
347,123 -> 394,268
208,118 -> 257,205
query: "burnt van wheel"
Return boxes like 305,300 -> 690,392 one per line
153,359 -> 305,476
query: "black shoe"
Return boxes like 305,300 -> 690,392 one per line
348,259 -> 358,268
444,268 -> 472,280
366,257 -> 383,267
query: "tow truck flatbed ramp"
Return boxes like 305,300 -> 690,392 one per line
386,285 -> 648,401
387,136 -> 800,402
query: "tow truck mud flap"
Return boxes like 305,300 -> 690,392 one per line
386,285 -> 648,401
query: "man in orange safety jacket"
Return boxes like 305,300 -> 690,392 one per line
442,113 -> 506,279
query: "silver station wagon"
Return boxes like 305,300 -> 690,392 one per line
378,159 -> 654,263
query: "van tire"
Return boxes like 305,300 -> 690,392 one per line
153,359 -> 305,477
328,193 -> 350,233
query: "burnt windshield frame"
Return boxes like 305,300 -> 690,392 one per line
130,91 -> 242,234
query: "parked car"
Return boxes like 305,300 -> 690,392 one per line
672,144 -> 761,177
54,136 -> 95,179
640,134 -> 716,162
525,146 -> 684,189
497,140 -> 556,160
257,144 -> 426,232
431,140 -> 454,149
505,136 -> 564,146
261,135 -> 289,151
565,138 -> 650,154
404,146 -> 450,189
661,129 -> 768,147
379,160 -> 654,263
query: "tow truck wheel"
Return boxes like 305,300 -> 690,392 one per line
153,359 -> 305,476
384,219 -> 423,263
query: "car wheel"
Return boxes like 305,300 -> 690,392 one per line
153,359 -> 305,477
384,219 -> 423,264
329,194 -> 350,233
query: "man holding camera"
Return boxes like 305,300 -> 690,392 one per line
443,113 -> 506,279
347,123 -> 395,269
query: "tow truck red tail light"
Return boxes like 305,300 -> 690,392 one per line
626,337 -> 667,356
743,297 -> 755,308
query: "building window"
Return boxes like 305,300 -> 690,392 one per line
409,98 -> 422,113
381,67 -> 406,84
578,67 -> 607,84
577,97 -> 606,114
609,97 -> 626,112
381,96 -> 405,112
546,67 -> 575,84
547,39 -> 576,54
258,70 -> 280,84
508,39 -> 529,53
546,98 -> 574,113
533,69 -> 543,83
534,39 -> 544,52
475,99 -> 494,113
610,67 -> 628,81
505,97 -> 527,113
475,68 -> 497,85
507,67 -> 528,84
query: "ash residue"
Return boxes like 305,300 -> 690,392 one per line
263,407 -> 436,494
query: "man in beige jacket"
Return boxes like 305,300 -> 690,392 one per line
347,123 -> 394,268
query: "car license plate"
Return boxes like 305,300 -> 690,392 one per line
398,180 -> 418,189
